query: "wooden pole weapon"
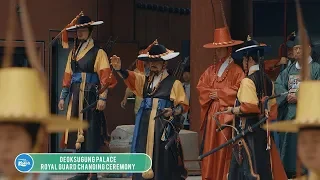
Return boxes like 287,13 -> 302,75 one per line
48,11 -> 84,48
295,0 -> 310,81
2,0 -> 17,68
294,0 -> 310,177
199,92 -> 289,160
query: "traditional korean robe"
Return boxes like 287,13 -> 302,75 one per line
59,38 -> 117,152
125,63 -> 146,115
275,57 -> 320,178
197,57 -> 245,180
228,65 -> 287,180
121,69 -> 189,180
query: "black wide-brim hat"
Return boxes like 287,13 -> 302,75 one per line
232,37 -> 271,60
66,15 -> 103,31
286,30 -> 312,48
137,44 -> 180,62
285,31 -> 297,48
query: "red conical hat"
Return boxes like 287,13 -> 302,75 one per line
203,27 -> 244,48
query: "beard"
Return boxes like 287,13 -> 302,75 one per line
149,66 -> 162,75
149,70 -> 160,76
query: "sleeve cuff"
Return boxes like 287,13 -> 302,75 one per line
60,87 -> 70,100
174,104 -> 183,115
99,97 -> 107,101
231,107 -> 241,115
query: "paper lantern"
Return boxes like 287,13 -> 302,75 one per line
147,4 -> 152,10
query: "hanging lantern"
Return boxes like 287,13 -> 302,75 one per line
163,5 -> 169,12
136,2 -> 142,8
158,5 -> 164,12
174,7 -> 180,13
179,8 -> 186,15
136,2 -> 190,15
169,7 -> 174,13
152,4 -> 158,11
147,4 -> 152,10
185,8 -> 191,15
141,3 -> 146,9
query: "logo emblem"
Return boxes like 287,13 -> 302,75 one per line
14,153 -> 34,172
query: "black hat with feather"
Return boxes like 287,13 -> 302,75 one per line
232,35 -> 271,60
137,40 -> 180,62
66,15 -> 103,31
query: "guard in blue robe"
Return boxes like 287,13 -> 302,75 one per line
112,41 -> 189,180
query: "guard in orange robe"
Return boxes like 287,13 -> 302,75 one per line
197,27 -> 245,180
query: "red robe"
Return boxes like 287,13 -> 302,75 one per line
197,59 -> 245,180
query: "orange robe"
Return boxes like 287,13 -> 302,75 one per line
197,59 -> 245,180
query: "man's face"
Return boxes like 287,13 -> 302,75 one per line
298,129 -> 320,171
183,72 -> 190,82
76,28 -> 90,40
150,61 -> 165,74
293,45 -> 302,60
293,45 -> 311,60
0,124 -> 33,176
216,47 -> 228,60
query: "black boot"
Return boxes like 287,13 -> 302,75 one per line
66,174 -> 89,180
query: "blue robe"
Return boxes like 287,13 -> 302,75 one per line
120,69 -> 189,180
274,60 -> 320,178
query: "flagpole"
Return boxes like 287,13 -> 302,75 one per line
48,31 -> 64,47
48,11 -> 84,48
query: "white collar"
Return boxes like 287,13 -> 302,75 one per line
217,56 -> 233,77
296,56 -> 313,69
149,69 -> 168,89
248,64 -> 259,75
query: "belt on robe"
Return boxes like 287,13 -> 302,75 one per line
139,97 -> 173,110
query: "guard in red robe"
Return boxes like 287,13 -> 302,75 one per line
197,27 -> 245,180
